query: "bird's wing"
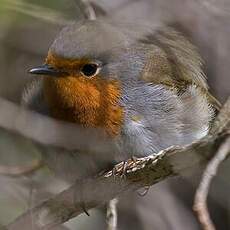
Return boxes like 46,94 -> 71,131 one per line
138,26 -> 221,110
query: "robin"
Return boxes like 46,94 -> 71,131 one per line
23,19 -> 220,181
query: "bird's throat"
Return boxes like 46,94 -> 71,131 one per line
43,76 -> 124,136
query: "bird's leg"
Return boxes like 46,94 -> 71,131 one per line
112,167 -> 117,179
131,156 -> 138,163
120,161 -> 128,178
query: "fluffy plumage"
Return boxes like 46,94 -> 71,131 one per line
23,19 -> 218,180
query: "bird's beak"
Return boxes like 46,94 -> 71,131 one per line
28,64 -> 67,77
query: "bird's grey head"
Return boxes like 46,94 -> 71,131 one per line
48,20 -> 150,83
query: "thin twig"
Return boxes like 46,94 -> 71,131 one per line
193,137 -> 230,230
106,198 -> 118,230
192,97 -> 230,230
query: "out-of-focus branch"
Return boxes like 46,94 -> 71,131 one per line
198,0 -> 230,17
0,159 -> 43,176
106,198 -> 118,230
0,98 -> 114,153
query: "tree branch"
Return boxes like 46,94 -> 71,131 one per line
7,133 -> 229,230
0,159 -> 43,176
4,97 -> 230,230
193,98 -> 230,230
193,137 -> 230,230
0,98 -> 114,153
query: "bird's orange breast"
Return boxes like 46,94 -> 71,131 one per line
43,53 -> 124,136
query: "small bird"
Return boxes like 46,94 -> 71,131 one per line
23,19 -> 220,181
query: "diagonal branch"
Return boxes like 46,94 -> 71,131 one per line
0,98 -> 114,153
0,159 -> 43,176
3,97 -> 230,230
7,131 -> 229,230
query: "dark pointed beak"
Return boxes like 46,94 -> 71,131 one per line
28,64 -> 67,77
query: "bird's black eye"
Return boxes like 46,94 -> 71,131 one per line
81,63 -> 99,77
